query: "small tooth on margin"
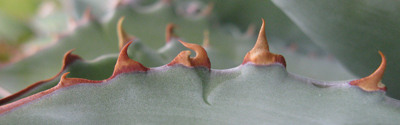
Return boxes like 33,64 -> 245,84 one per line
242,18 -> 286,67
117,17 -> 136,50
111,42 -> 149,77
168,40 -> 211,69
202,29 -> 210,48
350,51 -> 387,91
165,23 -> 178,43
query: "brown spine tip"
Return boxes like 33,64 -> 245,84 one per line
58,72 -> 102,87
67,17 -> 78,32
245,23 -> 256,37
202,29 -> 210,48
168,40 -> 211,69
63,49 -> 82,67
117,17 -> 135,50
242,19 -> 286,67
167,50 -> 192,67
0,86 -> 11,97
115,0 -> 132,6
111,42 -> 149,77
81,7 -> 93,23
350,51 -> 387,91
165,23 -> 178,43
200,2 -> 214,17
176,40 -> 211,69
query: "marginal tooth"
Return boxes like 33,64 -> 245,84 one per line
200,2 -> 214,17
242,19 -> 286,67
160,0 -> 172,4
0,86 -> 11,97
63,49 -> 82,67
67,17 -> 78,32
115,0 -> 132,6
167,50 -> 192,67
202,29 -> 210,48
350,51 -> 387,91
58,72 -> 72,87
117,17 -> 135,50
165,23 -> 178,43
255,19 -> 269,51
111,42 -> 149,77
81,7 -> 93,23
245,23 -> 256,37
58,72 -> 101,87
179,40 -> 211,69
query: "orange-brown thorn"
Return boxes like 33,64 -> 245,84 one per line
0,86 -> 11,97
242,19 -> 286,67
165,23 -> 178,43
81,7 -> 93,23
200,2 -> 214,17
245,23 -> 256,37
167,50 -> 192,67
111,42 -> 149,78
118,16 -> 135,50
58,72 -> 102,87
63,49 -> 82,66
67,17 -> 78,31
350,51 -> 387,91
161,0 -> 172,4
202,29 -> 210,47
168,40 -> 211,69
115,0 -> 132,6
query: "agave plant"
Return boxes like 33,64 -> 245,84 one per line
0,0 -> 399,124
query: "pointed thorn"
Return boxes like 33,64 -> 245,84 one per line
0,86 -> 11,97
161,0 -> 172,4
58,72 -> 71,87
257,18 -> 268,51
117,17 -> 135,50
58,72 -> 102,87
178,40 -> 211,69
115,0 -> 131,7
245,23 -> 256,37
111,42 -> 149,78
81,7 -> 93,23
67,17 -> 78,31
200,2 -> 214,17
242,19 -> 286,67
167,50 -> 192,67
350,51 -> 387,91
63,49 -> 82,67
165,23 -> 178,43
202,29 -> 210,48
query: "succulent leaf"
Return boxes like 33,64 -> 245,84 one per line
0,42 -> 399,124
1,1 -> 395,123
